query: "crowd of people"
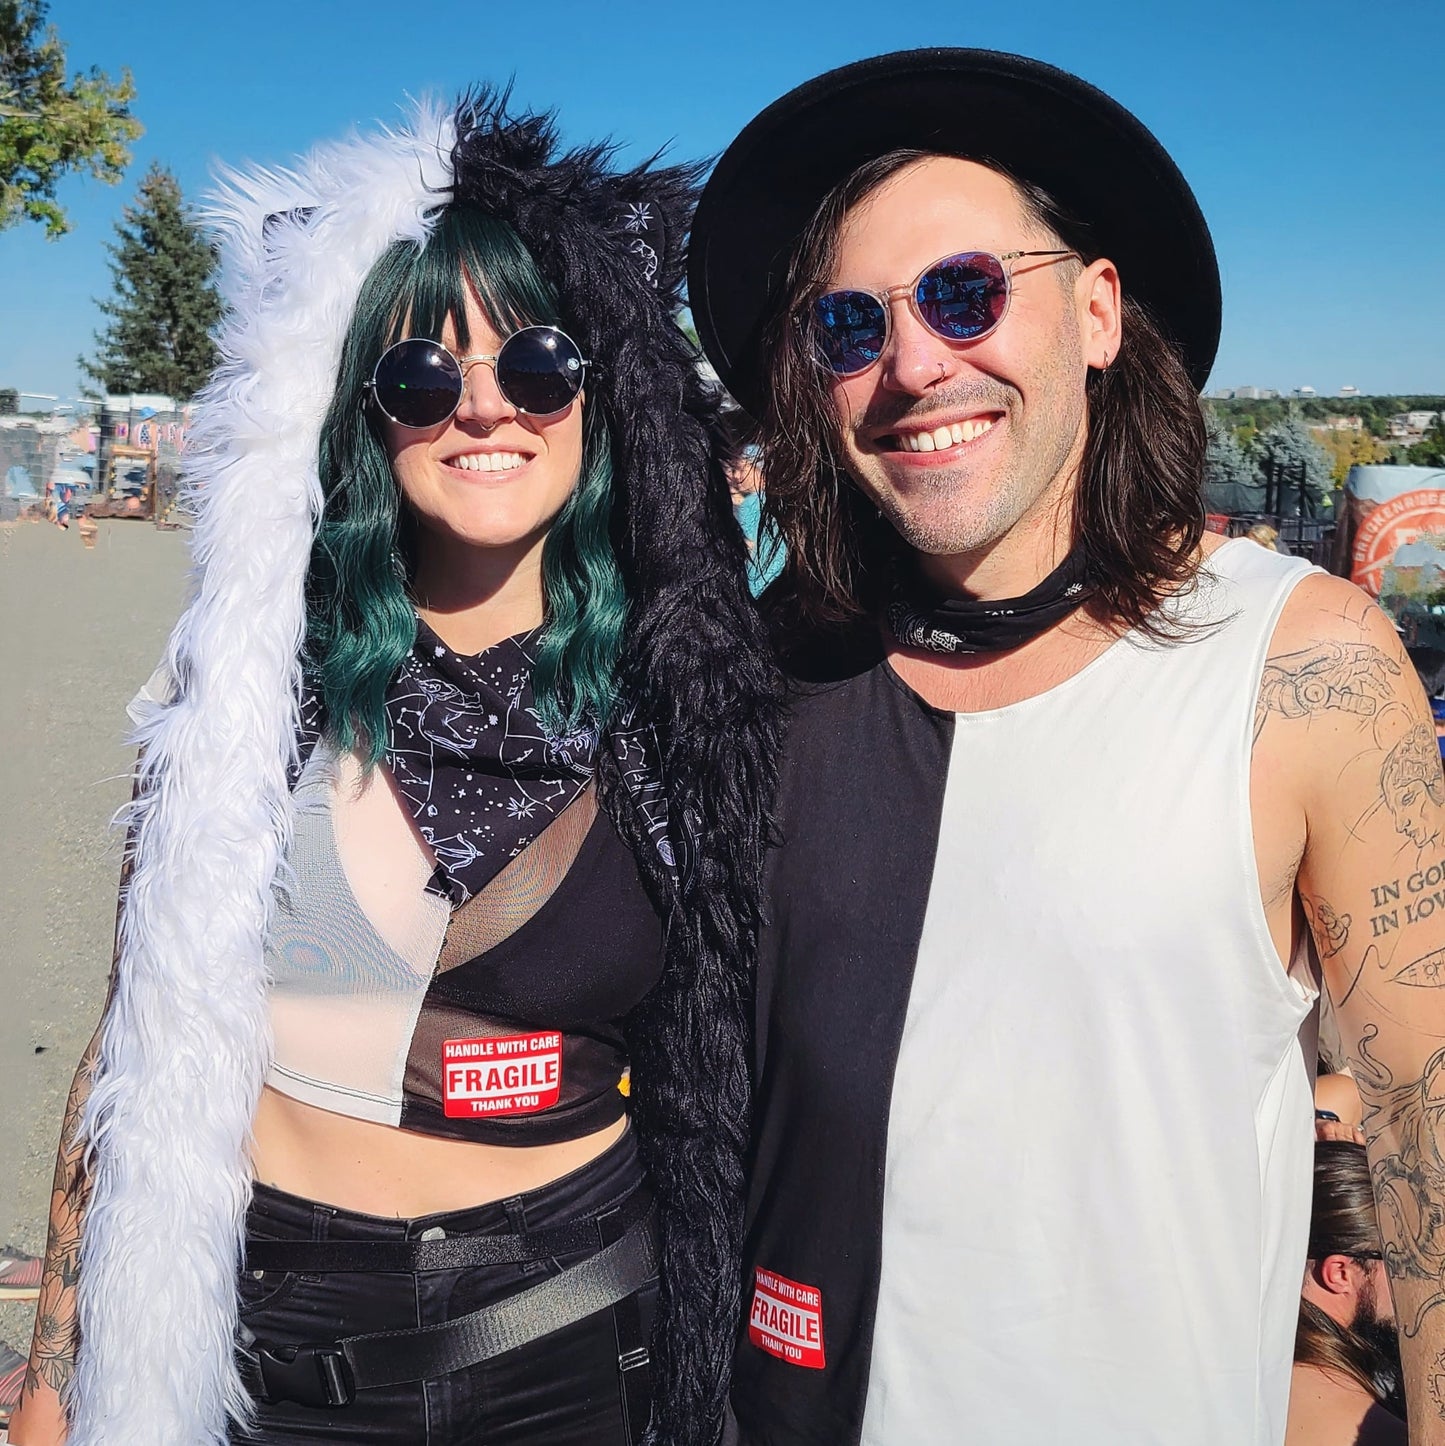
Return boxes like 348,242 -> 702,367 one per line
5,46 -> 1445,1446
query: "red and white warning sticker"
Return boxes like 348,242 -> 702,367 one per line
748,1266 -> 826,1369
442,1032 -> 563,1118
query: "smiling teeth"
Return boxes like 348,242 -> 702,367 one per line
899,417 -> 996,452
454,451 -> 527,473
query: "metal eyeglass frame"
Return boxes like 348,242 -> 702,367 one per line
810,249 -> 1079,377
363,325 -> 592,426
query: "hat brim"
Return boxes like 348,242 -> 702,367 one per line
689,48 -> 1220,415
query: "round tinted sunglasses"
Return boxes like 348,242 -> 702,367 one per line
364,325 -> 590,428
809,249 -> 1078,377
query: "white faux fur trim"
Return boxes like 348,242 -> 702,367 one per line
70,101 -> 455,1445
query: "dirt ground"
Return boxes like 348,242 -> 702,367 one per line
0,518 -> 189,1355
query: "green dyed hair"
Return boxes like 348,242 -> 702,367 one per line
305,207 -> 626,761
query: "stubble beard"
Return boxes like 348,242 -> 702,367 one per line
844,324 -> 1089,565
857,386 -> 1085,562
1352,1273 -> 1403,1410
875,429 -> 1068,558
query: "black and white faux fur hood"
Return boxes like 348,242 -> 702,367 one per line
71,93 -> 779,1446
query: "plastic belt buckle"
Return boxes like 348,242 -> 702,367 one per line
255,1340 -> 355,1408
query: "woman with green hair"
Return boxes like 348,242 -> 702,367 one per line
11,94 -> 777,1446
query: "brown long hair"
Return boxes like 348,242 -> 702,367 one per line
1295,1141 -> 1394,1403
751,149 -> 1207,648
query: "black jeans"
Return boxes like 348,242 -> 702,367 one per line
231,1129 -> 656,1445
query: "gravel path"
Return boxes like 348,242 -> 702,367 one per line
0,518 -> 189,1353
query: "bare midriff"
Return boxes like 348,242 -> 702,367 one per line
250,1085 -> 628,1217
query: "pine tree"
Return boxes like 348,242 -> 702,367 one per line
81,162 -> 220,399
1253,416 -> 1333,519
1203,412 -> 1263,515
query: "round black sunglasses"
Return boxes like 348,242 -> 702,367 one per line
365,325 -> 590,428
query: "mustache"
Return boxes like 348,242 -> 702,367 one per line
852,379 -> 1017,435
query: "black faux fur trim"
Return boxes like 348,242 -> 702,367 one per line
451,92 -> 781,1445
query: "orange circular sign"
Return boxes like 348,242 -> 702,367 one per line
1352,488 -> 1445,595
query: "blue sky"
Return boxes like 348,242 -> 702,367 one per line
2,0 -> 1441,403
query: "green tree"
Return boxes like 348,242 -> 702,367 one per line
1254,416 -> 1333,517
1319,426 -> 1384,484
0,386 -> 17,413
81,162 -> 221,400
1409,416 -> 1445,469
1203,412 -> 1263,513
0,0 -> 141,237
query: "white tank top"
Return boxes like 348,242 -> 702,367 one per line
860,540 -> 1320,1446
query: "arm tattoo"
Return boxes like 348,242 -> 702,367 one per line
1430,1348 -> 1445,1418
1356,1023 -> 1394,1096
1303,894 -> 1352,958
24,1037 -> 100,1403
1254,638 -> 1401,740
1389,946 -> 1445,988
22,790 -> 134,1411
1355,1040 -> 1445,1344
1379,724 -> 1445,852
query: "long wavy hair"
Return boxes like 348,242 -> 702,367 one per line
305,205 -> 626,758
753,148 -> 1207,648
1296,1141 -> 1399,1407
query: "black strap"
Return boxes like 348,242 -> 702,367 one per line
249,1206 -> 658,1408
601,1203 -> 653,1445
245,1185 -> 652,1273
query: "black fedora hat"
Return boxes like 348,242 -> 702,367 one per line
689,48 -> 1220,415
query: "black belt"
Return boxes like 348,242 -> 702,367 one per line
243,1202 -> 658,1410
244,1184 -> 654,1273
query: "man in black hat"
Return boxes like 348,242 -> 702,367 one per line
689,49 -> 1445,1445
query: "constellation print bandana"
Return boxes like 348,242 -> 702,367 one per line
382,619 -> 594,900
300,618 -> 678,902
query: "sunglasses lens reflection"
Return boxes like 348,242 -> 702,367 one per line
373,340 -> 463,427
812,290 -> 888,376
496,327 -> 586,415
917,253 -> 1009,341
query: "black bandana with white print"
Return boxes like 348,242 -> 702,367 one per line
300,617 -> 679,903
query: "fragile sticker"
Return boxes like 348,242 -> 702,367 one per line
748,1266 -> 826,1369
442,1032 -> 562,1118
